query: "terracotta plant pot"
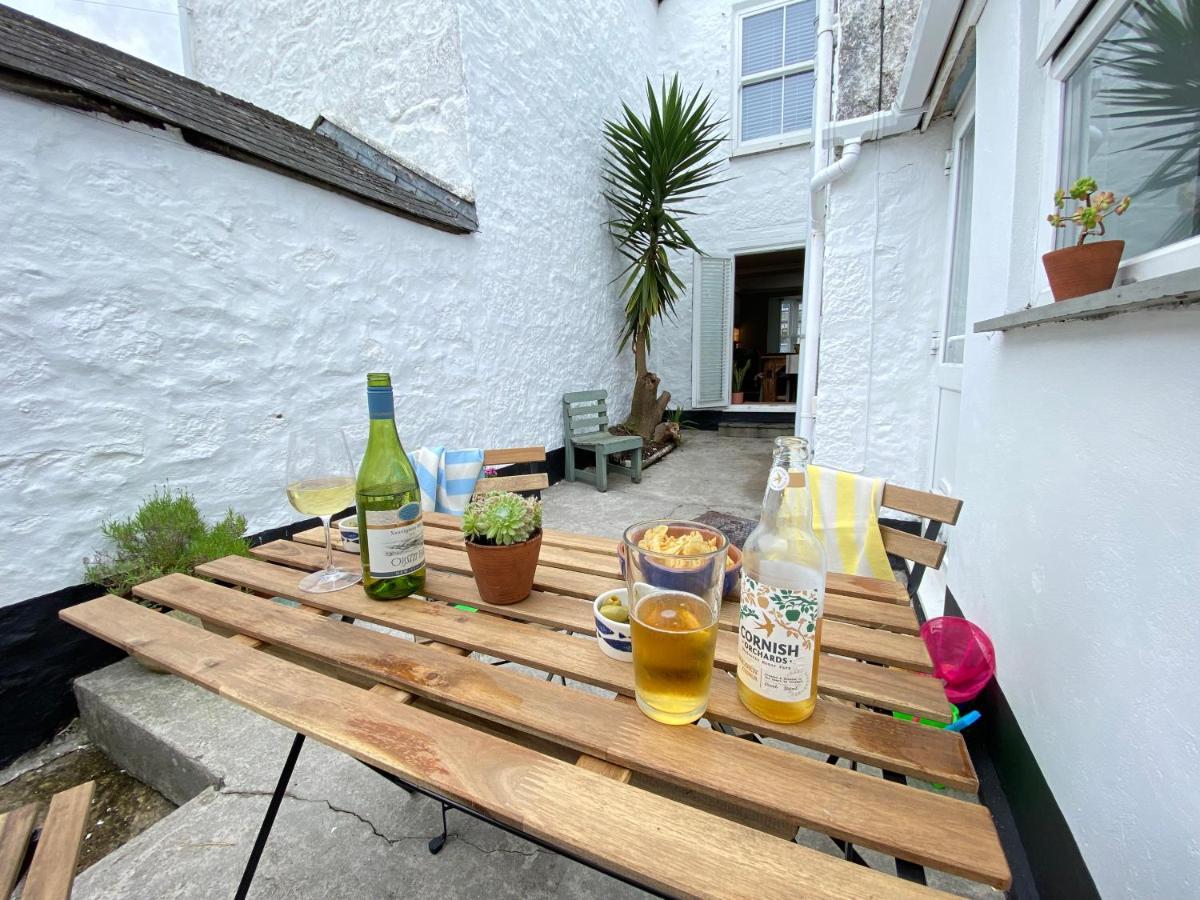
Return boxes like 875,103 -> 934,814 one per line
1042,240 -> 1124,302
731,392 -> 745,404
464,531 -> 542,604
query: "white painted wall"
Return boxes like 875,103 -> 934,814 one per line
948,1 -> 1200,895
653,0 -> 949,490
815,124 -> 950,488
0,0 -> 655,604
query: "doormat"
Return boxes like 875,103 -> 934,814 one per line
693,511 -> 756,549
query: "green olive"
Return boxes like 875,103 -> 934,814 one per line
599,603 -> 629,623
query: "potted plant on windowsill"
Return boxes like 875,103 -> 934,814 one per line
1043,177 -> 1132,301
462,491 -> 543,604
731,358 -> 752,404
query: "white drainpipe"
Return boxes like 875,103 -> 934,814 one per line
797,0 -> 862,445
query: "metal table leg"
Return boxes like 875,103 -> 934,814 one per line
234,732 -> 306,900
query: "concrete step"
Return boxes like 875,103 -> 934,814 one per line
716,421 -> 792,439
73,657 -> 650,898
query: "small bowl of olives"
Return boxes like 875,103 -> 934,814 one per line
593,588 -> 633,662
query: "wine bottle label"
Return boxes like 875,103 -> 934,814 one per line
737,572 -> 821,702
363,504 -> 425,578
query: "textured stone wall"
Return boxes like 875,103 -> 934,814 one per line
188,0 -> 475,197
836,0 -> 922,119
0,0 -> 655,603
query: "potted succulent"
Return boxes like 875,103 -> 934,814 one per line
1043,177 -> 1132,301
462,491 -> 543,604
731,358 -> 752,404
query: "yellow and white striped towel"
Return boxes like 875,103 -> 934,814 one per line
806,464 -> 894,581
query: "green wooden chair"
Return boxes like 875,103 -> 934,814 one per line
562,390 -> 643,492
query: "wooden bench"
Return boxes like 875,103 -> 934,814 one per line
791,471 -> 964,603
0,781 -> 94,900
472,446 -> 549,498
562,390 -> 643,492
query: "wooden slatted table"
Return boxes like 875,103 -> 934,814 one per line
61,518 -> 1011,899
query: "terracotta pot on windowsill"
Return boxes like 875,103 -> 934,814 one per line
1042,240 -> 1124,302
465,531 -> 542,604
731,392 -> 745,404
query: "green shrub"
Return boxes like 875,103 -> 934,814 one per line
84,487 -> 250,599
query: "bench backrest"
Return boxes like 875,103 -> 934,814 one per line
474,446 -> 549,497
789,472 -> 962,571
562,390 -> 608,440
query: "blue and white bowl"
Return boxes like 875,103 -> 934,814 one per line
593,588 -> 633,662
337,517 -> 360,553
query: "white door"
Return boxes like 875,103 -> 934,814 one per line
923,90 -> 975,615
691,253 -> 734,408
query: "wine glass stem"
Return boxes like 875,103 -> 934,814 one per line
321,514 -> 334,573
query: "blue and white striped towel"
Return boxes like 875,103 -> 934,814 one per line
406,447 -> 485,515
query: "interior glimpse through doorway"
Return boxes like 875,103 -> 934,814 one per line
732,248 -> 805,410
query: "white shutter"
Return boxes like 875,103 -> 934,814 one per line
691,254 -> 733,408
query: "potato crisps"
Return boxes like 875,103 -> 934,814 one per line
638,525 -> 735,569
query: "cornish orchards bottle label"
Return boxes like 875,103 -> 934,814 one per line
737,572 -> 821,702
364,501 -> 425,578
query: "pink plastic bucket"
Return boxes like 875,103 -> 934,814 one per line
920,616 -> 996,703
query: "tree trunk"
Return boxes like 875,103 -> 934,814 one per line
624,333 -> 671,442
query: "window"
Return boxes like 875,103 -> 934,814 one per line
1058,1 -> 1199,258
735,0 -> 817,151
1042,0 -> 1200,282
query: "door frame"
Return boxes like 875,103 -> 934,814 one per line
692,241 -> 806,410
921,82 -> 975,616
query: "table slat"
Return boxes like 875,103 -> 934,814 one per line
0,802 -> 38,898
61,596 -> 954,899
246,542 -> 948,721
199,555 -> 974,788
22,781 -> 94,900
133,578 -> 1005,884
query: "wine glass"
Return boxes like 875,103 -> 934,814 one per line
285,427 -> 361,592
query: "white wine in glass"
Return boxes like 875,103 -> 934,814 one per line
285,427 -> 361,592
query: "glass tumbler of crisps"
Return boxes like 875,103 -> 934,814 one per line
621,521 -> 728,725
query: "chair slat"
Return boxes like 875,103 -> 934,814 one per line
0,803 -> 38,898
483,446 -> 546,466
562,389 -> 608,403
476,473 -> 548,495
62,596 -> 969,897
22,781 -> 94,900
564,401 -> 606,418
880,525 -> 946,569
882,484 -> 963,525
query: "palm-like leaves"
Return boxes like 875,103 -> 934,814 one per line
603,76 -> 726,353
1096,0 -> 1200,240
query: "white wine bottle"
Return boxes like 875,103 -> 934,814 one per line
737,436 -> 827,723
355,373 -> 425,599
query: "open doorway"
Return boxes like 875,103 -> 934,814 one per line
732,248 -> 805,409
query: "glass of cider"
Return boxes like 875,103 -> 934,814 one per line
621,521 -> 728,725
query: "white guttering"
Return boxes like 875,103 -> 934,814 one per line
798,0 -> 851,445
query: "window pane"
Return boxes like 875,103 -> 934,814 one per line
782,70 -> 815,132
945,120 -> 975,365
742,78 -> 783,141
784,1 -> 817,65
1061,0 -> 1200,257
742,7 -> 784,76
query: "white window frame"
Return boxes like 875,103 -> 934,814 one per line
731,0 -> 815,157
1034,0 -> 1200,303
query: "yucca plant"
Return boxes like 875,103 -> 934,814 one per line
603,75 -> 726,441
1096,0 -> 1200,242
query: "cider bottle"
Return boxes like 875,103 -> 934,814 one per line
737,436 -> 827,723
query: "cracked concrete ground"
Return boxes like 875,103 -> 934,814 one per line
70,431 -> 999,897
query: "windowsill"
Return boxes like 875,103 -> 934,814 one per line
973,270 -> 1200,333
730,130 -> 812,159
